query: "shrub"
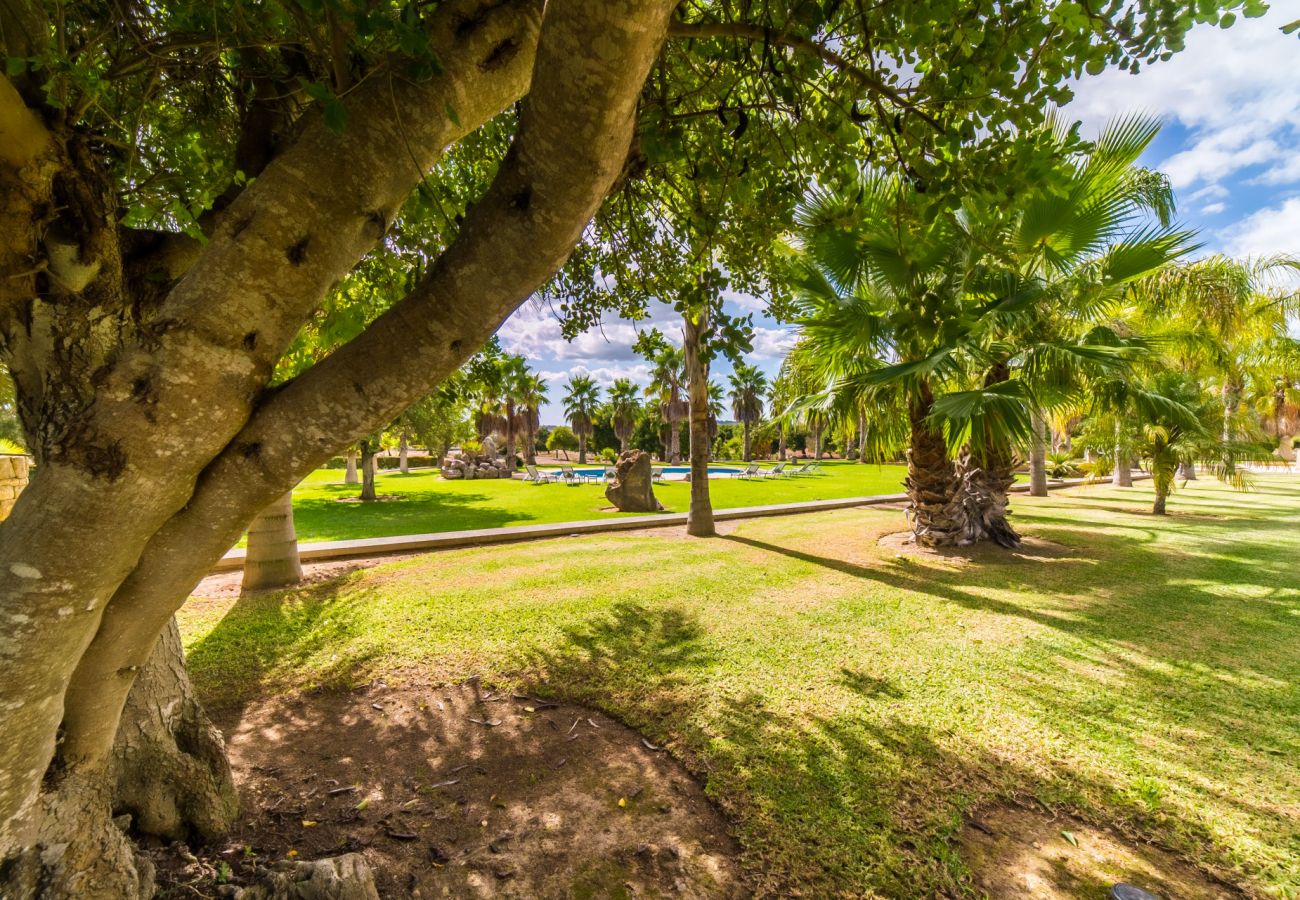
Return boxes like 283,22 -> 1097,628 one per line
600,447 -> 618,463
1045,450 -> 1081,479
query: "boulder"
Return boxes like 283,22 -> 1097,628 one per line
605,450 -> 664,512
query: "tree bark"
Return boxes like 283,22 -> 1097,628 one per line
360,445 -> 377,501
1112,420 -> 1132,486
398,432 -> 410,474
1029,409 -> 1049,497
778,424 -> 787,460
1,618 -> 236,900
858,411 -> 868,463
344,447 -> 359,484
905,382 -> 961,547
1,2 -> 674,884
241,491 -> 303,591
0,0 -> 544,856
742,419 -> 752,461
578,430 -> 587,464
683,311 -> 715,537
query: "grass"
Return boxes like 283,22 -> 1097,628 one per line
286,460 -> 925,543
183,477 -> 1300,897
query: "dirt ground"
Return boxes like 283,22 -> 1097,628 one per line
961,804 -> 1245,899
155,680 -> 743,898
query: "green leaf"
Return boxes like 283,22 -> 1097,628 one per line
323,99 -> 348,134
445,102 -> 461,128
1061,830 -> 1078,848
1218,12 -> 1236,29
5,56 -> 26,77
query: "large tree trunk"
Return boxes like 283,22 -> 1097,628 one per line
683,311 -> 715,537
345,447 -> 359,484
905,383 -> 961,547
858,412 -> 868,463
2,618 -> 237,900
578,430 -> 587,464
241,491 -> 303,591
0,0 -> 674,887
1177,461 -> 1197,480
778,424 -> 787,460
742,419 -> 752,461
1028,409 -> 1049,497
954,365 -> 1021,548
398,432 -> 410,474
956,445 -> 1021,548
812,422 -> 823,460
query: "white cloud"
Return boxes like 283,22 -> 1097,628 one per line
1067,11 -> 1300,193
1253,155 -> 1300,187
1220,196 -> 1300,261
1201,201 -> 1227,215
749,326 -> 798,360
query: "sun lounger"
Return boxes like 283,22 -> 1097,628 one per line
524,464 -> 556,484
731,464 -> 761,479
764,463 -> 788,478
788,463 -> 814,476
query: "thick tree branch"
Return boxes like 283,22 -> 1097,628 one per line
0,0 -> 542,845
59,0 -> 677,776
666,20 -> 942,132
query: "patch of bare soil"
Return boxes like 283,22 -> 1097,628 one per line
878,531 -> 1073,563
335,494 -> 409,503
156,681 -> 742,898
961,804 -> 1244,899
193,554 -> 426,599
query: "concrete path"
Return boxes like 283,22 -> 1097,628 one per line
213,474 -> 1150,572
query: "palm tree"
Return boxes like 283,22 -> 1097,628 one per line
607,378 -> 640,453
563,374 -> 600,464
516,373 -> 548,466
646,346 -> 688,463
497,354 -> 529,465
789,172 -> 977,545
788,117 -> 1192,547
728,363 -> 768,461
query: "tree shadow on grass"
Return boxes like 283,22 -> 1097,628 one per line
185,570 -> 389,718
292,486 -> 535,542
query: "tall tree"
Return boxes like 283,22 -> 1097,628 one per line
729,363 -> 768,462
0,3 -> 676,890
515,372 -> 548,466
606,378 -> 641,453
562,373 -> 600,463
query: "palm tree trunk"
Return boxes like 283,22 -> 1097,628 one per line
742,420 -> 752,462
1112,420 -> 1132,487
684,311 -> 715,537
1029,409 -> 1049,497
812,422 -> 823,459
905,382 -> 960,546
360,445 -> 377,501
858,412 -> 867,463
398,432 -> 410,474
504,401 -> 516,466
778,424 -> 787,460
344,447 -> 359,484
241,490 -> 302,591
578,431 -> 587,464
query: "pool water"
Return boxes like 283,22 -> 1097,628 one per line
561,466 -> 742,478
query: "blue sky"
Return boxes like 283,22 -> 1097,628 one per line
502,9 -> 1300,425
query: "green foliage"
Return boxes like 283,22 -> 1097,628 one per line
547,425 -> 579,454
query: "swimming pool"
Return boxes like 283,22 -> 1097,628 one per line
560,466 -> 742,479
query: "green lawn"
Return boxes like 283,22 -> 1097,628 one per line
185,477 -> 1300,897
287,460 -> 921,543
